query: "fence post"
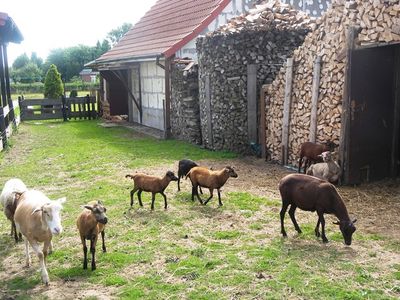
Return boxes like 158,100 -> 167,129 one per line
18,96 -> 24,121
62,96 -> 67,121
0,107 -> 6,149
86,95 -> 91,120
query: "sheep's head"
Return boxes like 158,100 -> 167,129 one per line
225,166 -> 238,178
33,197 -> 66,235
324,140 -> 336,151
334,219 -> 357,246
318,151 -> 332,162
166,171 -> 179,182
85,201 -> 108,225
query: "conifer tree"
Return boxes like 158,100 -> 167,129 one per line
44,64 -> 64,98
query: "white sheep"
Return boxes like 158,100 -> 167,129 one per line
0,178 -> 28,240
14,190 -> 66,285
306,151 -> 341,184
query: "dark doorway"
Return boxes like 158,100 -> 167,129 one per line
348,44 -> 400,184
101,70 -> 128,115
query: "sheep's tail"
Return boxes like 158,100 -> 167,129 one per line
125,174 -> 137,180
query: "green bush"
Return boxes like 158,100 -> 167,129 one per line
44,64 -> 64,98
69,90 -> 78,98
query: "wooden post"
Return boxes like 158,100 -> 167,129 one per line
281,58 -> 294,165
205,74 -> 213,148
309,56 -> 322,143
259,85 -> 267,160
391,47 -> 400,177
339,27 -> 357,184
164,57 -> 172,139
86,95 -> 91,120
0,107 -> 6,149
247,64 -> 258,144
62,96 -> 67,121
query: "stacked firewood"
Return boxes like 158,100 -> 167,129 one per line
265,0 -> 400,166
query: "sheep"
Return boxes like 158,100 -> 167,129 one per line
298,141 -> 335,173
177,159 -> 202,194
279,173 -> 356,245
186,166 -> 238,206
0,178 -> 28,241
125,171 -> 178,210
306,151 -> 341,184
14,190 -> 66,285
76,200 -> 108,271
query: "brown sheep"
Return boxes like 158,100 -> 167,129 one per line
279,173 -> 356,245
125,171 -> 178,210
76,200 -> 108,271
186,166 -> 238,206
298,141 -> 335,173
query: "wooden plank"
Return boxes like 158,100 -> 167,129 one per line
281,57 -> 294,166
205,74 -> 213,148
339,27 -> 357,184
19,98 -> 61,106
259,85 -> 267,160
391,47 -> 400,177
309,56 -> 322,143
247,64 -> 258,144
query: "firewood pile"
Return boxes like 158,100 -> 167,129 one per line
265,0 -> 400,166
196,0 -> 314,153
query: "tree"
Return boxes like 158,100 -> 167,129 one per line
44,64 -> 64,98
12,53 -> 30,69
106,22 -> 132,46
11,62 -> 42,83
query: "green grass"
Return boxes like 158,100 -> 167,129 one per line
0,120 -> 399,299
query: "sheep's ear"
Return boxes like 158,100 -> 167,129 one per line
84,205 -> 93,211
32,207 -> 42,215
57,197 -> 66,204
333,220 -> 340,225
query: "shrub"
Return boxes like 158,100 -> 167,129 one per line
69,90 -> 78,98
44,64 -> 64,98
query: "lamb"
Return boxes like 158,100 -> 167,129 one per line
14,190 -> 66,285
76,200 -> 108,271
0,178 -> 28,241
186,166 -> 238,206
177,159 -> 202,194
125,171 -> 178,210
279,173 -> 356,245
298,141 -> 335,173
306,151 -> 341,184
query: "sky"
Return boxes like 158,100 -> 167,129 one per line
2,0 -> 158,64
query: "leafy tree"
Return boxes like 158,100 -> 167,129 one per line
44,64 -> 64,98
30,52 -> 43,69
106,22 -> 132,46
12,53 -> 30,69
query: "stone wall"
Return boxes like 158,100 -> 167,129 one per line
170,62 -> 202,145
197,1 -> 313,154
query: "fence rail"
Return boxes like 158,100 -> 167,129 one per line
0,99 -> 20,150
19,95 -> 98,122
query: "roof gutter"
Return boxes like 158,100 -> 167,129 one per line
86,53 -> 163,70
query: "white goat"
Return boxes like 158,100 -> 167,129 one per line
14,190 -> 66,285
306,151 -> 341,184
0,178 -> 28,240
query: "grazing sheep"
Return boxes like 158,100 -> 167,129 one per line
77,200 -> 108,271
125,171 -> 178,210
177,159 -> 202,194
0,178 -> 27,241
279,173 -> 356,245
14,190 -> 66,285
306,151 -> 341,184
186,166 -> 238,206
298,141 -> 335,173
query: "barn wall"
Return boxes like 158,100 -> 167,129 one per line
170,63 -> 202,144
265,0 -> 400,167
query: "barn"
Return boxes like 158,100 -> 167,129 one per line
263,0 -> 400,184
88,0 -> 259,137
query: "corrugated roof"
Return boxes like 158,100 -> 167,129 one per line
95,0 -> 230,64
0,12 -> 23,44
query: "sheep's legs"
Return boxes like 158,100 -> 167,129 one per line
24,238 -> 31,267
101,230 -> 106,252
137,190 -> 144,207
280,202 -> 289,237
81,237 -> 88,269
160,192 -> 168,209
315,219 -> 321,237
217,190 -> 223,206
191,185 -> 203,204
288,205 -> 302,233
317,212 -> 328,243
31,241 -> 49,285
151,193 -> 156,210
90,237 -> 97,271
177,178 -> 181,191
12,221 -> 19,242
298,157 -> 303,173
130,187 -> 138,207
203,188 -> 214,205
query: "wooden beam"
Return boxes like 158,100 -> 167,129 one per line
391,46 -> 400,177
309,56 -> 322,143
259,85 -> 267,160
164,56 -> 172,139
281,57 -> 294,165
247,64 -> 258,144
205,74 -> 213,148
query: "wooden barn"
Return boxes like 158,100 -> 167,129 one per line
0,12 -> 23,148
264,0 -> 400,184
89,0 -> 258,137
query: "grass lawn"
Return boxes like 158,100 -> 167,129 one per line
0,120 -> 399,299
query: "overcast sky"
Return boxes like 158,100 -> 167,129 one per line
3,0 -> 158,64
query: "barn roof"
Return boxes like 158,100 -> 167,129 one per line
93,0 -> 231,66
0,12 -> 23,44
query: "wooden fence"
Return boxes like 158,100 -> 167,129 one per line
18,95 -> 98,122
0,99 -> 20,150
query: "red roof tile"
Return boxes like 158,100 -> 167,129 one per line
96,0 -> 230,63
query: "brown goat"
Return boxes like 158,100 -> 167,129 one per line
279,173 -> 356,245
76,200 -> 108,271
186,166 -> 238,206
298,141 -> 335,173
125,171 -> 178,210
